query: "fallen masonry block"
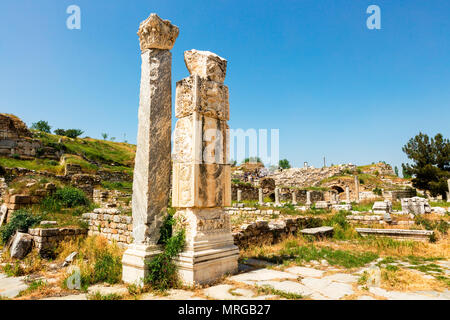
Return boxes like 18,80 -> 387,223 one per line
10,195 -> 32,204
355,228 -> 434,242
372,200 -> 392,214
315,201 -> 330,209
332,204 -> 352,211
300,226 -> 334,238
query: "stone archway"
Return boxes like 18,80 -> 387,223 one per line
331,185 -> 345,194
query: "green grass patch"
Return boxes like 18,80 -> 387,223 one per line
256,285 -> 304,300
101,181 -> 133,193
87,292 -> 123,300
0,210 -> 42,244
18,279 -> 47,296
1,262 -> 25,277
0,157 -> 62,174
258,242 -> 378,269
144,207 -> 186,292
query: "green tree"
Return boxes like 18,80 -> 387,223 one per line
30,120 -> 51,133
394,166 -> 399,176
101,133 -> 108,140
63,129 -> 84,138
402,133 -> 450,198
279,159 -> 291,169
54,129 -> 66,136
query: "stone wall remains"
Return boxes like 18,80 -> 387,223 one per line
232,216 -> 323,249
28,227 -> 87,257
82,208 -> 133,247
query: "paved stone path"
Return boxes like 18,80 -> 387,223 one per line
0,273 -> 28,298
4,257 -> 448,300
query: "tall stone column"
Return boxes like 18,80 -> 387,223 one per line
345,187 -> 350,203
172,49 -> 238,284
354,175 -> 360,203
274,188 -> 281,206
237,190 -> 242,203
122,14 -> 179,285
306,191 -> 312,207
258,188 -> 264,205
292,191 -> 297,205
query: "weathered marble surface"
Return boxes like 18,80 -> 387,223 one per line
172,163 -> 231,208
131,49 -> 172,245
173,113 -> 229,164
175,75 -> 230,121
122,14 -> 178,286
184,49 -> 227,83
172,49 -> 238,285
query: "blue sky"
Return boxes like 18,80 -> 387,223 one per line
1,0 -> 449,170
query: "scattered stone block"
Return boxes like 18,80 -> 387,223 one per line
300,226 -> 334,238
401,197 -> 431,215
431,207 -> 447,215
10,232 -> 33,259
355,228 -> 434,241
40,221 -> 57,225
62,251 -> 78,267
10,195 -> 31,204
315,201 -> 330,209
332,204 -> 352,211
372,200 -> 392,214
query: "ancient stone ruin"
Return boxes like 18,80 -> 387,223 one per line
121,13 -> 179,285
172,49 -> 238,284
122,13 -> 238,286
401,197 -> 432,215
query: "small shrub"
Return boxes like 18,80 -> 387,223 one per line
145,209 -> 185,292
53,186 -> 88,208
92,252 -> 122,284
373,188 -> 383,196
0,210 -> 42,244
2,262 -> 25,277
88,292 -> 122,300
145,229 -> 185,291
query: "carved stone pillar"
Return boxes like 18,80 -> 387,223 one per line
306,191 -> 312,207
258,188 -> 264,205
122,13 -> 179,285
345,187 -> 350,204
354,175 -> 360,203
274,187 -> 281,206
172,49 -> 238,284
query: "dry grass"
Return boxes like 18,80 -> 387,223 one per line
241,234 -> 450,264
56,235 -> 124,263
380,267 -> 446,292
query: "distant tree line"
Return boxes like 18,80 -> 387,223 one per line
30,120 -> 84,138
402,132 -> 449,199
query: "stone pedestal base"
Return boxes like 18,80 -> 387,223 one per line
176,243 -> 239,285
121,243 -> 162,286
